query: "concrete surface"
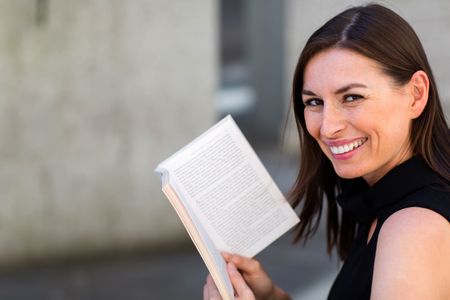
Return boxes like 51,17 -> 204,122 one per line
0,0 -> 217,266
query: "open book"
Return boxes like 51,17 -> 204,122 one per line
155,115 -> 300,300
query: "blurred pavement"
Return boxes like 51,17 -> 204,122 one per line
0,145 -> 340,300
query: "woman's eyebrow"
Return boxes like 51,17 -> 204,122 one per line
302,83 -> 367,96
301,89 -> 316,96
334,83 -> 368,94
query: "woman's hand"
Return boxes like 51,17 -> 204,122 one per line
203,253 -> 291,300
223,253 -> 290,300
203,262 -> 256,300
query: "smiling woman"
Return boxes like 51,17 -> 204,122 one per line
289,4 -> 450,299
203,3 -> 450,300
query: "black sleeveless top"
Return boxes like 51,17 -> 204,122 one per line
328,156 -> 450,299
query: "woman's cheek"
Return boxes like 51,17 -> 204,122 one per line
304,111 -> 321,139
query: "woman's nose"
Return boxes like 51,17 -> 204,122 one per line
320,104 -> 346,138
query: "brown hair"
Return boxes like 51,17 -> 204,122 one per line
289,3 -> 450,260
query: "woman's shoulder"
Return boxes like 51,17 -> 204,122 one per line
371,207 -> 450,299
380,206 -> 449,241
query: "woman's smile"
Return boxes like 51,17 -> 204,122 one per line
325,137 -> 368,156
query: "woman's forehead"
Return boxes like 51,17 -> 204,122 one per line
303,48 -> 384,91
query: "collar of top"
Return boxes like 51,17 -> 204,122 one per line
336,155 -> 440,223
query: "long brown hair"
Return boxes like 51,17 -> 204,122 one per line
289,3 -> 450,260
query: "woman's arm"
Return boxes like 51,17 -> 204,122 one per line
371,207 -> 450,300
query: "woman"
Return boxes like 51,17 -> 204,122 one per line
204,4 -> 450,299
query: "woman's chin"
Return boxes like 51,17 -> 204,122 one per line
333,166 -> 364,180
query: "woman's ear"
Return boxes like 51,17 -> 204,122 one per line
408,70 -> 429,119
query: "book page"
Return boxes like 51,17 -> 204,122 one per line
162,185 -> 234,300
157,115 -> 299,258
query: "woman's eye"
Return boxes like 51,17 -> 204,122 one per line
303,98 -> 323,106
344,94 -> 363,102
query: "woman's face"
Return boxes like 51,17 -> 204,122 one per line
302,48 -> 414,185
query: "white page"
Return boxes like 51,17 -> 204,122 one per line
156,115 -> 299,257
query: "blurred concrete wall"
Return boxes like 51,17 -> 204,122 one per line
284,0 -> 450,152
2,0 -> 447,267
0,0 -> 217,266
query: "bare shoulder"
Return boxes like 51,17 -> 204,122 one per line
372,207 -> 450,300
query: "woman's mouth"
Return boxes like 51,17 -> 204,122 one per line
329,137 -> 368,155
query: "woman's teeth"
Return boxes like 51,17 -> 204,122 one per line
330,138 -> 367,155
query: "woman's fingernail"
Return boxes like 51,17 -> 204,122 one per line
222,252 -> 231,260
228,262 -> 238,274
